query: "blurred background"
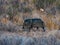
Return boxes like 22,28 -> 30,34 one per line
0,0 -> 60,31
0,0 -> 60,45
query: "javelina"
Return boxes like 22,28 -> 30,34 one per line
23,18 -> 45,32
23,19 -> 32,32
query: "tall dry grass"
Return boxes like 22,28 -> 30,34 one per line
0,10 -> 60,31
0,18 -> 9,24
42,15 -> 59,30
12,15 -> 23,25
33,10 -> 60,30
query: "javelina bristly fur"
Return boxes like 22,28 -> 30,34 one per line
23,18 -> 45,32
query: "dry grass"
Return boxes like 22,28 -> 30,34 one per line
0,10 -> 60,31
21,10 -> 60,30
12,15 -> 23,25
0,18 -> 9,24
38,12 -> 60,30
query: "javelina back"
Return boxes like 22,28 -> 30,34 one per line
23,18 -> 45,32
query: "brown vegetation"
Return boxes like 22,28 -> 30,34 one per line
12,15 -> 23,25
0,18 -> 9,24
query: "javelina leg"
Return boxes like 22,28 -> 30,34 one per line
23,26 -> 31,32
28,26 -> 32,32
42,27 -> 45,32
37,27 -> 40,31
37,27 -> 39,29
22,26 -> 24,29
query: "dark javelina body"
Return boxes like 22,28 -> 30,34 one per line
23,18 -> 45,32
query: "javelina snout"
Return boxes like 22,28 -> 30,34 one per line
22,19 -> 32,32
22,18 -> 45,32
